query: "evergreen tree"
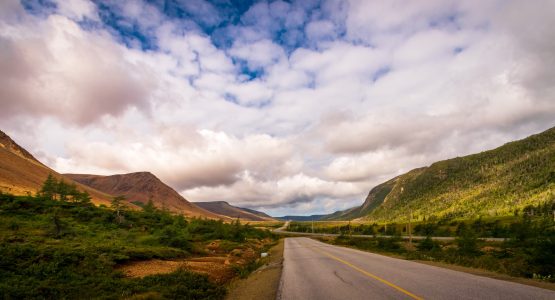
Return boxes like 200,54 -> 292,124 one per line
40,174 -> 58,200
143,197 -> 156,213
77,191 -> 92,204
67,183 -> 79,202
456,227 -> 481,256
111,195 -> 126,224
57,179 -> 69,201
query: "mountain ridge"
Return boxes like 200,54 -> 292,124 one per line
193,201 -> 275,221
325,126 -> 555,222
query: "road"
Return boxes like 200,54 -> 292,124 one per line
273,221 -> 506,242
278,237 -> 555,300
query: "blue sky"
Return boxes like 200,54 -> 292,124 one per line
1,0 -> 555,216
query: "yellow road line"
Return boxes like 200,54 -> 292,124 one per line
311,246 -> 424,300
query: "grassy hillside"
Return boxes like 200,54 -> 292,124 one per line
330,126 -> 555,222
0,191 -> 275,299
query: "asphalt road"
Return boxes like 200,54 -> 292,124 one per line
278,237 -> 555,300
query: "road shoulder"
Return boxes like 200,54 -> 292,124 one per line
225,239 -> 284,300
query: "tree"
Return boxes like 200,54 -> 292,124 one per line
456,227 -> 481,256
418,236 -> 438,251
143,197 -> 156,213
57,179 -> 69,202
40,174 -> 58,200
66,183 -> 79,202
111,195 -> 126,224
77,191 -> 92,204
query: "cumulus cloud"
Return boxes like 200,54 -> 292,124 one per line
1,0 -> 555,215
54,0 -> 98,21
55,128 -> 301,189
0,11 -> 155,125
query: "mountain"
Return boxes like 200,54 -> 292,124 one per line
326,126 -> 555,222
0,130 -> 114,206
66,172 -> 223,219
239,207 -> 275,220
193,201 -> 275,221
276,214 -> 329,221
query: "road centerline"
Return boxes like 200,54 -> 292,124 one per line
310,244 -> 424,300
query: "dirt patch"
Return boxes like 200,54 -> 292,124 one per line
118,239 -> 277,285
119,257 -> 235,284
225,239 -> 284,300
119,259 -> 185,278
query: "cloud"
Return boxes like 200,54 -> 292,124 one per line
182,172 -> 362,210
54,127 -> 301,190
229,39 -> 285,69
53,0 -> 98,21
2,0 -> 555,216
0,11 -> 155,125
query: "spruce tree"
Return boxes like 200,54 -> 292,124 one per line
40,174 -> 58,200
78,191 -> 92,204
57,179 -> 69,201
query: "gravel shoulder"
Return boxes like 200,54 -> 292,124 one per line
225,239 -> 284,300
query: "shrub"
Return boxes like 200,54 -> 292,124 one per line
417,236 -> 439,251
456,228 -> 481,256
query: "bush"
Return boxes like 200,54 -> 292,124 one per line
417,236 -> 438,251
456,228 -> 481,256
376,237 -> 401,251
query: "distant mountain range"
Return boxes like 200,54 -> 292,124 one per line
276,215 -> 329,221
0,130 -> 222,219
324,126 -> 555,222
193,201 -> 275,221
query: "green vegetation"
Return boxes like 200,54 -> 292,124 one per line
319,209 -> 554,281
0,178 -> 275,299
288,199 -> 555,238
326,126 -> 555,222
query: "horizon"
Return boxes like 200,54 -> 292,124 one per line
1,0 -> 554,216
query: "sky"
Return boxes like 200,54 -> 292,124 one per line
1,0 -> 554,216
